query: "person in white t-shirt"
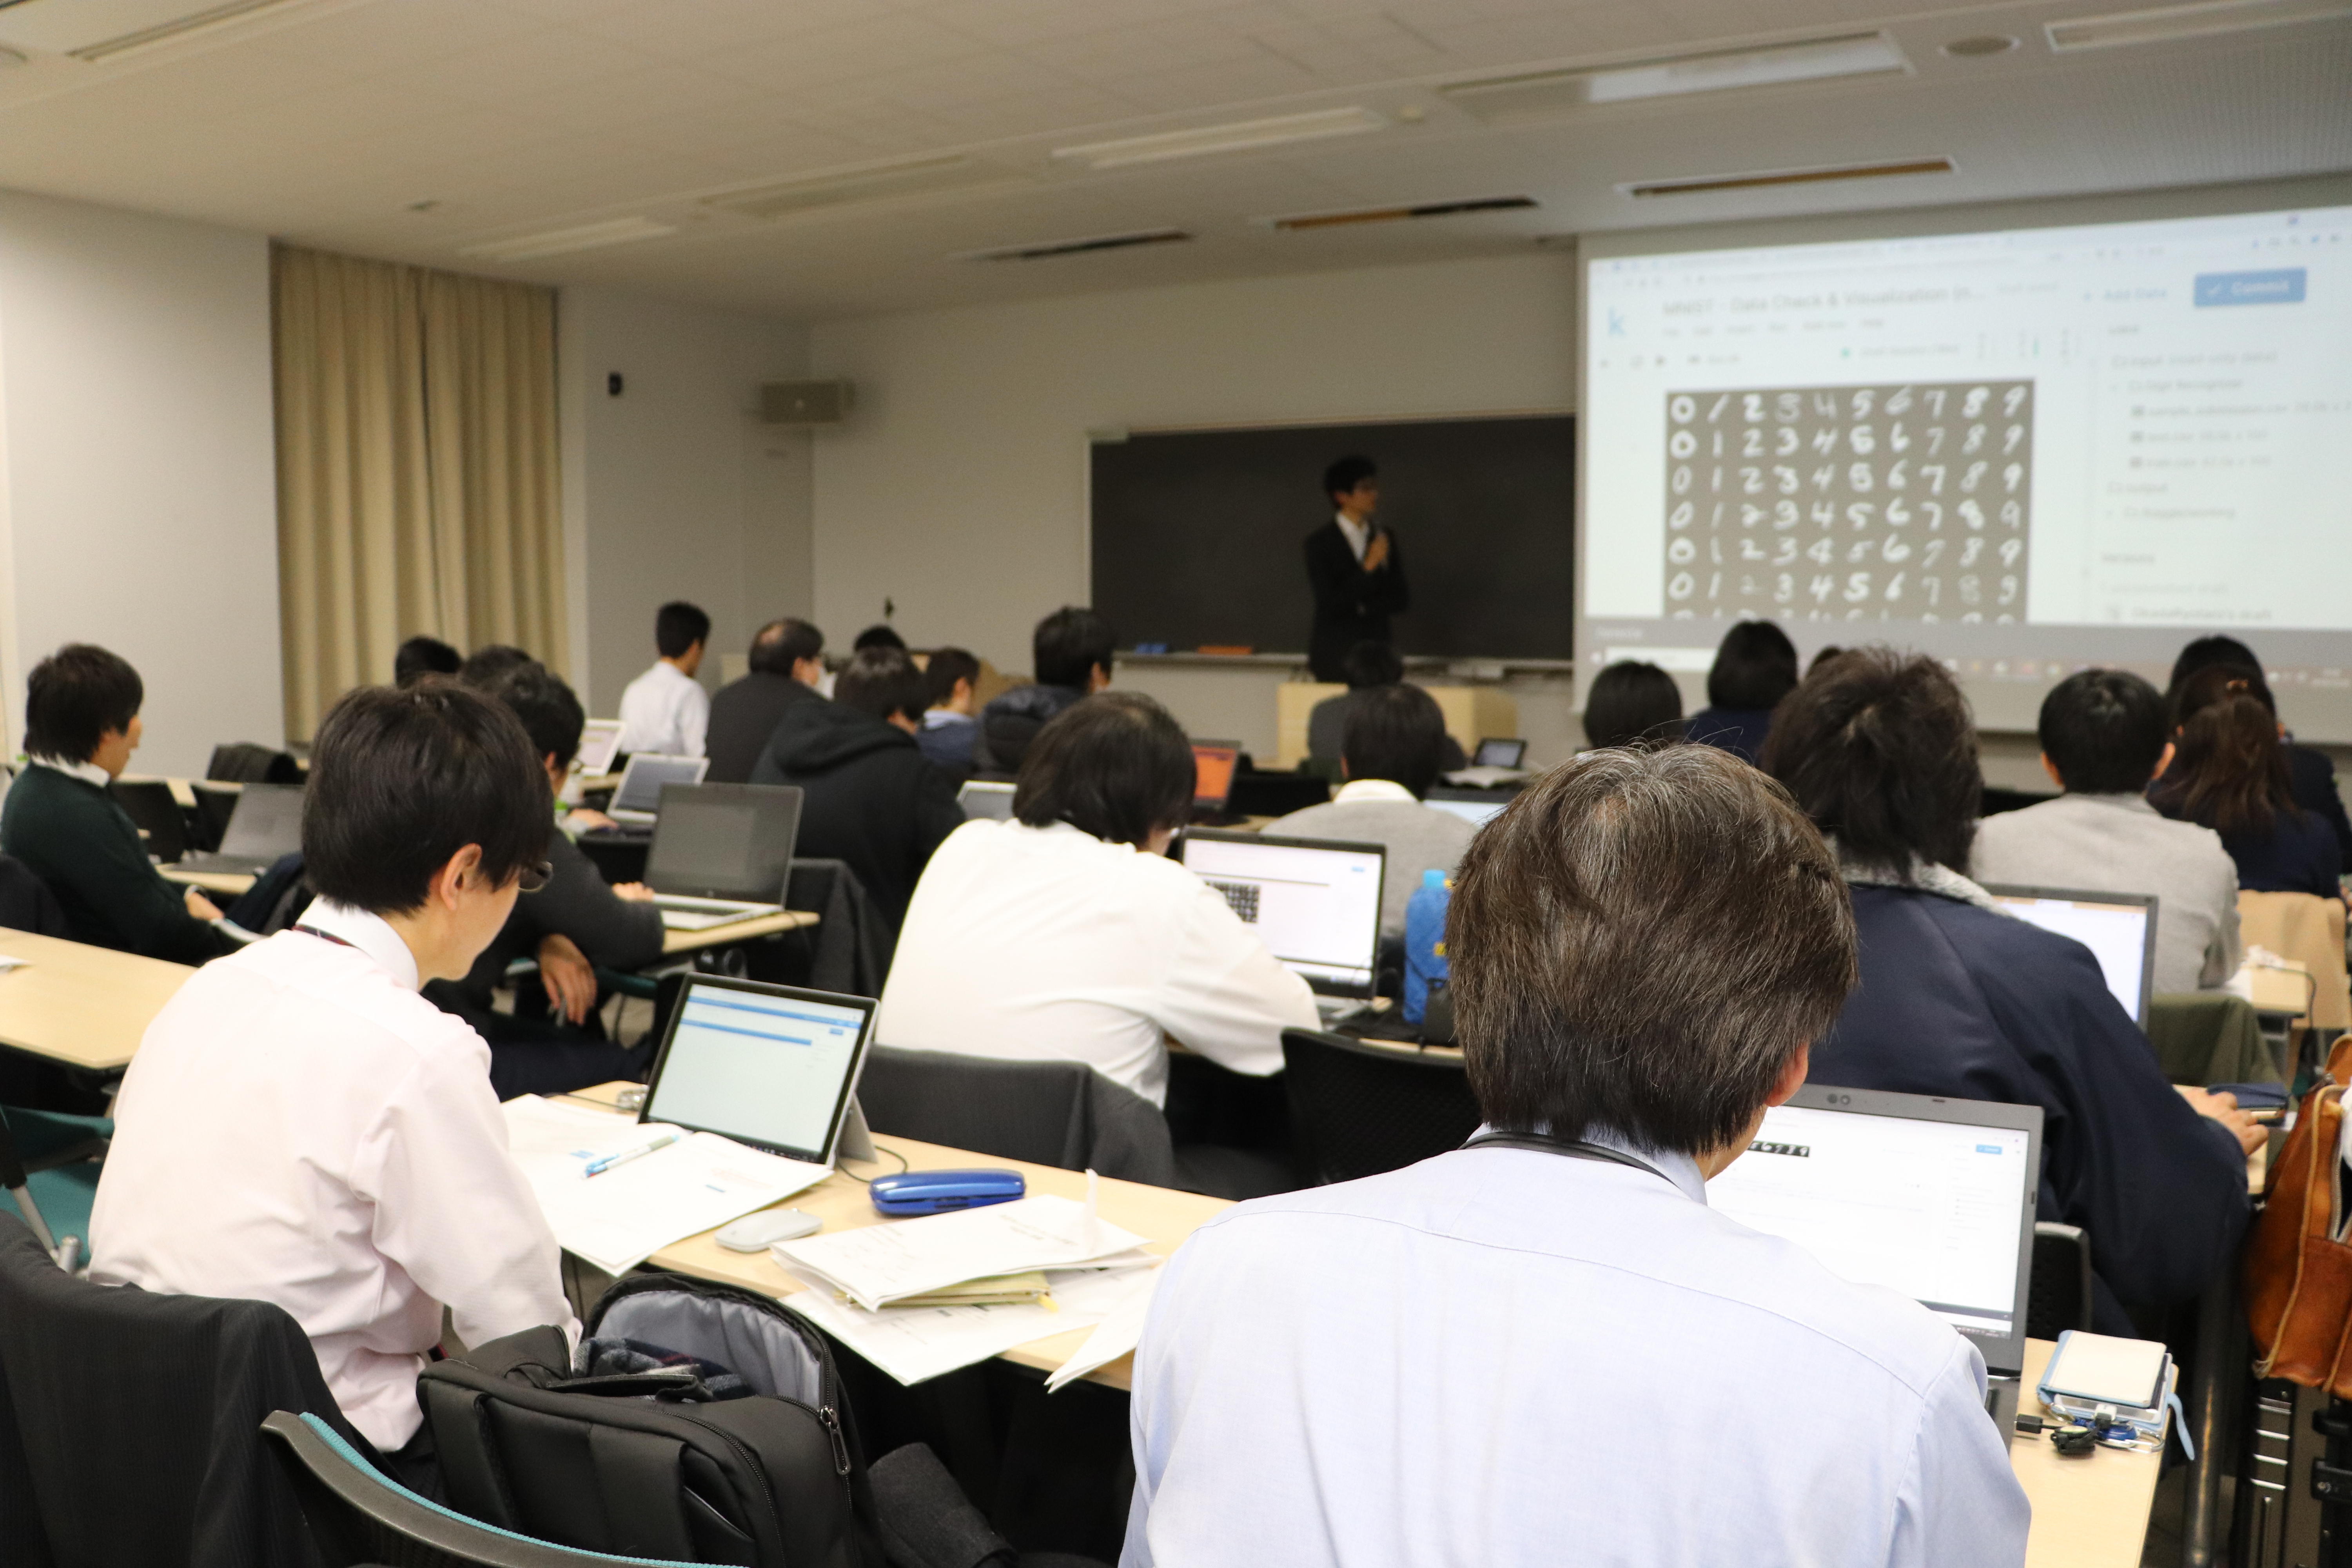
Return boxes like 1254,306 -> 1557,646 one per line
616,600 -> 710,757
91,681 -> 574,1496
877,692 -> 1316,1107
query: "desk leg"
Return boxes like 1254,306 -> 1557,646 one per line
2183,1269 -> 2245,1568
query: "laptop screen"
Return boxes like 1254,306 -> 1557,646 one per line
1473,738 -> 1526,769
643,977 -> 874,1165
613,754 -> 707,815
958,780 -> 1016,820
1705,1084 -> 2042,1370
1980,885 -> 2156,1025
1425,788 -> 1507,829
1178,830 -> 1384,994
644,784 -> 801,902
1192,744 -> 1240,811
576,720 -> 625,775
220,784 -> 306,858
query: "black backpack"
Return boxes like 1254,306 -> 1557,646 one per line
419,1273 -> 873,1566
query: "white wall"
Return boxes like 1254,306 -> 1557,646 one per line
0,190 -> 280,777
809,253 -> 1581,759
559,287 -> 814,715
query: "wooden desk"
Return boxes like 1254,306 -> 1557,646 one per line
0,929 -> 191,1071
158,866 -> 256,897
659,908 -> 818,957
2013,1338 -> 2161,1568
564,1080 -> 1228,1390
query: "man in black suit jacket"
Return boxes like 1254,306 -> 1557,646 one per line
1305,455 -> 1408,682
705,618 -> 825,783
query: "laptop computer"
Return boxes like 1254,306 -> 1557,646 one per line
172,783 -> 305,876
1473,738 -> 1527,769
958,779 -> 1016,821
1706,1083 -> 2044,1439
1425,786 -> 1510,830
111,780 -> 189,863
1979,884 -> 2160,1026
1191,742 -> 1241,825
643,783 -> 802,930
606,753 -> 708,825
575,719 -> 626,777
638,975 -> 877,1194
1177,829 -> 1385,1024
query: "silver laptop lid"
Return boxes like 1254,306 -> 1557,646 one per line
957,780 -> 1015,821
218,783 -> 306,859
1979,884 -> 2159,1026
575,719 -> 625,776
1425,786 -> 1509,829
1177,829 -> 1385,998
1706,1083 -> 2043,1376
640,975 -> 876,1167
644,783 -> 801,903
612,753 -> 708,815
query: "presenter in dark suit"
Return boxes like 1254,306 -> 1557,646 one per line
1305,456 -> 1408,682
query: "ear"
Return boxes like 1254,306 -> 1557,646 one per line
432,844 -> 486,912
2152,740 -> 2176,781
1767,1042 -> 1811,1108
2039,751 -> 2064,789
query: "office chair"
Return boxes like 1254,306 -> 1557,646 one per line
263,1411 -> 697,1567
858,1045 -> 1179,1188
2027,1222 -> 2095,1341
0,1104 -> 103,1265
1281,1028 -> 1484,1185
111,779 -> 191,863
207,742 -> 303,786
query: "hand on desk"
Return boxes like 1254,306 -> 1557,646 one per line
2179,1086 -> 2266,1156
537,933 -> 597,1025
184,886 -> 223,921
565,807 -> 618,833
611,882 -> 655,903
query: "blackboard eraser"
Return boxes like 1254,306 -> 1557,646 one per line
1196,645 -> 1254,656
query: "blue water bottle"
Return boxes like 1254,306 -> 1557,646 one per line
1403,869 -> 1452,1026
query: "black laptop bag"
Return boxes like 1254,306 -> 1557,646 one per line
419,1273 -> 874,1566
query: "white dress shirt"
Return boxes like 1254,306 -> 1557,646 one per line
1125,1140 -> 2029,1568
1334,511 -> 1370,564
876,819 -> 1318,1105
617,659 -> 710,758
89,900 -> 575,1452
30,754 -> 112,787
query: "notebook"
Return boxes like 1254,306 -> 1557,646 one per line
958,780 -> 1016,821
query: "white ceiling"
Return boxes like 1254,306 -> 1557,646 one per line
0,0 -> 2342,319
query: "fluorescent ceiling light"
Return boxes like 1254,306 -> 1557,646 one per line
956,229 -> 1192,263
1263,196 -> 1538,231
0,0 -> 305,62
702,154 -> 1023,220
1443,33 -> 1906,120
2045,0 -> 2352,51
1621,158 -> 1954,198
1052,108 -> 1385,170
459,217 -> 675,262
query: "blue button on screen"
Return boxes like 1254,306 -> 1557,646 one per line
2194,269 -> 2307,306
1976,1143 -> 2005,1155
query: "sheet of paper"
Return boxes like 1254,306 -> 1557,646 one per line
528,1128 -> 823,1276
501,1095 -> 678,1193
771,1194 -> 1152,1311
0,956 -> 29,973
1046,1269 -> 1161,1393
784,1264 -> 1158,1386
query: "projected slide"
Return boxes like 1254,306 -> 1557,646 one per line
1581,201 -> 2352,713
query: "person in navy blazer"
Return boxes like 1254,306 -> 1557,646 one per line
1304,456 -> 1408,682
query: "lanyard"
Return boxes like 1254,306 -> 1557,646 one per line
1460,1129 -> 1675,1188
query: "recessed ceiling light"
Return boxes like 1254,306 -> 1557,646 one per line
2046,0 -> 2352,51
1622,157 -> 1955,198
1941,34 -> 2021,56
955,229 -> 1192,262
458,217 -> 676,262
702,154 -> 1025,220
1051,108 -> 1385,170
1442,33 -> 1907,121
1263,196 -> 1539,231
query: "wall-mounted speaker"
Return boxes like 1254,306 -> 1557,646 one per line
760,381 -> 854,425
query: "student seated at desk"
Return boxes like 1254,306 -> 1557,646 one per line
1974,668 -> 2241,992
973,606 -> 1114,774
1125,746 -> 2028,1566
1684,618 -> 1798,766
879,693 -> 1317,1106
2155,664 -> 2344,900
1580,658 -> 1684,751
2170,635 -> 2352,866
0,644 -> 238,962
1306,641 -> 1465,775
89,681 -> 573,1494
916,645 -> 981,776
705,617 -> 824,784
1765,648 -> 2256,1329
617,600 -> 710,759
1270,682 -> 1475,940
430,663 -> 666,1100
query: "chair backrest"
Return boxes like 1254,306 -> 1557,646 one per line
2239,891 -> 2352,1031
2027,1221 -> 2094,1341
263,1411 -> 696,1568
0,854 -> 67,938
207,743 -> 302,785
109,779 -> 189,862
2145,991 -> 2278,1087
1281,1029 -> 1483,1185
857,1045 -> 1177,1187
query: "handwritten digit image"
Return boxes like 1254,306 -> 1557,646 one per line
1661,382 -> 2034,624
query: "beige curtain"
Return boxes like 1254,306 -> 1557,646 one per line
273,244 -> 566,742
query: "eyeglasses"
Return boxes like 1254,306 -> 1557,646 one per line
516,860 -> 554,895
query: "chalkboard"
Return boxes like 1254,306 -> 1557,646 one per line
1089,415 -> 1575,661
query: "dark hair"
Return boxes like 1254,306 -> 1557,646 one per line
2169,636 -> 2265,708
394,635 -> 462,687
1807,645 -> 1847,677
1014,693 -> 1192,848
1762,646 -> 1980,878
487,663 -> 586,772
1341,683 -> 1450,797
655,601 -> 711,660
1033,606 -> 1117,691
1583,661 -> 1684,751
2152,664 -> 2297,838
459,645 -> 536,689
2039,670 -> 2169,795
1706,620 -> 1800,711
24,644 -> 142,764
1323,456 -> 1376,503
853,624 -> 907,653
923,647 -> 980,708
750,619 -> 824,676
835,647 -> 928,724
1341,639 -> 1403,691
303,682 -> 551,915
1450,746 -> 1857,1156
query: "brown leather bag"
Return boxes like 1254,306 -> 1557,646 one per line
2247,1040 -> 2352,1394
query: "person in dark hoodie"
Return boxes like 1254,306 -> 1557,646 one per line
752,645 -> 964,935
972,606 -> 1115,774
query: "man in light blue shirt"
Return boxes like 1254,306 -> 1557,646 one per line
1123,745 -> 2029,1568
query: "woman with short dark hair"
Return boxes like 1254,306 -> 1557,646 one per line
1684,619 -> 1799,764
877,692 -> 1316,1105
1765,647 -> 2256,1327
2154,664 -> 2342,898
1580,660 -> 1684,752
